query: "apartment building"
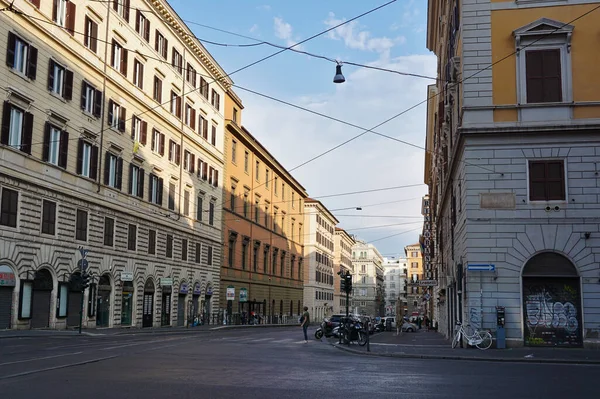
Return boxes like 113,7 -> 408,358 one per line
303,198 -> 338,321
221,92 -> 307,323
351,240 -> 384,317
404,244 -> 423,317
334,228 -> 355,315
0,0 -> 227,330
382,257 -> 407,316
425,0 -> 600,346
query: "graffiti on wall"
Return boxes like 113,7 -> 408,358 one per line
523,279 -> 582,347
469,307 -> 481,330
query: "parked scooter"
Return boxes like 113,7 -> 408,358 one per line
339,316 -> 367,346
314,318 -> 336,339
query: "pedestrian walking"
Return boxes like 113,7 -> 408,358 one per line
424,315 -> 430,332
300,306 -> 310,343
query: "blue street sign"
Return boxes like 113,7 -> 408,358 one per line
77,259 -> 89,271
467,264 -> 495,272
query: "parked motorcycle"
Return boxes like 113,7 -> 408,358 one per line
314,318 -> 336,339
339,316 -> 367,346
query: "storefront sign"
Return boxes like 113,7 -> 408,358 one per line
226,286 -> 235,301
179,282 -> 189,294
193,283 -> 202,295
206,286 -> 213,296
160,278 -> 173,286
0,265 -> 16,286
121,272 -> 134,282
239,288 -> 248,303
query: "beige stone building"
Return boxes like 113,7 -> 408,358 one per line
0,0 -> 228,330
333,228 -> 355,315
405,243 -> 424,316
303,198 -> 338,322
351,240 -> 384,316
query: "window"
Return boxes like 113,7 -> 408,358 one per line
76,139 -> 98,179
168,182 -> 176,210
171,49 -> 183,74
127,224 -> 137,251
41,199 -> 56,235
1,102 -> 33,154
48,60 -> 73,100
529,160 -> 566,201
181,239 -> 188,261
184,150 -> 195,173
81,81 -> 102,117
233,108 -> 238,124
148,229 -> 156,254
7,32 -> 38,79
198,114 -> 208,139
53,0 -> 76,34
525,49 -> 562,103
255,161 -> 260,181
103,217 -> 114,246
263,247 -> 269,273
104,153 -> 123,189
113,0 -> 130,21
197,158 -> 208,180
208,167 -> 219,187
186,63 -> 197,87
185,103 -> 196,129
199,77 -> 209,99
196,196 -> 203,221
111,39 -> 128,76
153,75 -> 162,102
183,190 -> 190,216
211,125 -> 217,146
228,234 -> 236,267
107,100 -> 126,132
84,16 -> 98,52
128,164 -> 144,198
274,177 -> 278,195
131,116 -> 147,145
230,186 -> 236,211
209,201 -> 215,226
244,151 -> 249,172
195,243 -> 201,263
254,199 -> 259,223
292,192 -> 295,208
155,31 -> 168,59
135,10 -> 150,42
168,140 -> 181,165
282,184 -> 285,200
207,245 -> 213,265
151,129 -> 165,155
241,240 -> 248,270
133,59 -> 144,89
211,89 -> 220,111
0,187 -> 18,228
42,123 -> 69,168
57,282 -> 68,318
148,174 -> 163,205
170,91 -> 182,118
243,193 -> 249,218
75,209 -> 87,241
231,140 -> 237,163
166,234 -> 173,258
265,170 -> 269,188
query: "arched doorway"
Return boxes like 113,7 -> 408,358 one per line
96,275 -> 111,327
177,281 -> 188,327
522,252 -> 582,347
142,279 -> 155,328
121,281 -> 134,326
31,269 -> 53,329
67,272 -> 83,327
0,264 -> 16,329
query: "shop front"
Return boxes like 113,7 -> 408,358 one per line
177,282 -> 188,327
0,265 -> 16,329
142,279 -> 155,328
160,278 -> 172,327
30,269 -> 53,329
96,275 -> 112,327
66,272 -> 83,327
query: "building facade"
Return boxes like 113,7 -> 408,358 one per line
383,257 -> 407,316
334,228 -> 355,315
404,244 -> 424,317
0,0 -> 227,330
221,92 -> 307,323
303,198 -> 338,321
351,240 -> 384,316
426,0 -> 600,346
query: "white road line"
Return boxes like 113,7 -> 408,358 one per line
247,338 -> 275,342
270,339 -> 294,343
0,355 -> 119,381
101,338 -> 183,351
0,352 -> 83,367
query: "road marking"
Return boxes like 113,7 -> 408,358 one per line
270,339 -> 294,343
101,337 -> 183,351
0,355 -> 119,381
0,352 -> 83,367
247,338 -> 274,342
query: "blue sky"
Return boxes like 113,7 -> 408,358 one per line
169,0 -> 436,256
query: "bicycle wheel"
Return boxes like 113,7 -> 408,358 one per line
358,331 -> 367,346
452,331 -> 461,349
476,331 -> 493,350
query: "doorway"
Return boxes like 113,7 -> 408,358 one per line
0,265 -> 16,329
96,275 -> 111,327
31,269 -> 53,329
121,281 -> 134,326
142,279 -> 155,328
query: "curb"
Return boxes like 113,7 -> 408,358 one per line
329,342 -> 600,365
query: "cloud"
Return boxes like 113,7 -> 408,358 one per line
249,24 -> 259,34
324,12 -> 404,54
257,5 -> 271,11
240,54 -> 437,254
273,17 -> 303,49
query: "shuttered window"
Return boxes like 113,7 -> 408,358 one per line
525,49 -> 562,103
529,160 -> 565,201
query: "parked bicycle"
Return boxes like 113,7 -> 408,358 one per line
452,321 -> 492,350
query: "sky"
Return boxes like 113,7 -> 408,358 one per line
168,0 -> 437,257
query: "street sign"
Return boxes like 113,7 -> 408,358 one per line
226,286 -> 235,301
78,247 -> 89,259
160,278 -> 173,286
77,259 -> 89,271
121,272 -> 133,281
409,279 -> 438,287
467,264 -> 496,272
239,288 -> 248,303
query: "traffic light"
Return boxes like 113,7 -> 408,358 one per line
340,279 -> 346,292
81,272 -> 91,291
344,275 -> 352,294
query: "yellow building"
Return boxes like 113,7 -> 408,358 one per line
426,0 -> 600,346
334,228 -> 355,315
404,244 -> 423,317
221,92 -> 307,324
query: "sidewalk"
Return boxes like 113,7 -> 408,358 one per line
330,329 -> 600,364
0,323 -> 298,339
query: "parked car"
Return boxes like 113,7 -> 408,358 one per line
382,316 -> 396,328
401,320 -> 418,332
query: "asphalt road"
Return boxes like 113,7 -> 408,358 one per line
0,327 -> 598,398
